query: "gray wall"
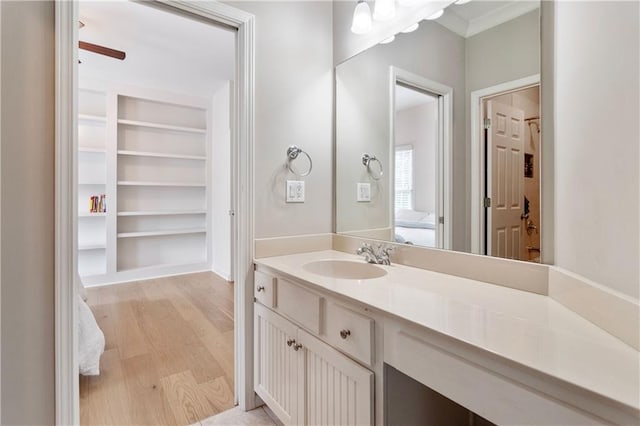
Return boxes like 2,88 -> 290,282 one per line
555,1 -> 639,299
229,1 -> 334,239
1,1 -> 56,425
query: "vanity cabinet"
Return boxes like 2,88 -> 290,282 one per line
254,294 -> 374,426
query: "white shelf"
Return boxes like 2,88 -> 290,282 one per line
78,243 -> 106,250
118,119 -> 206,134
79,147 -> 106,154
79,114 -> 106,123
118,210 -> 206,216
118,181 -> 205,187
79,182 -> 106,185
117,150 -> 206,161
79,212 -> 106,217
117,228 -> 206,238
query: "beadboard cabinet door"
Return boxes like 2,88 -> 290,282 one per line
255,302 -> 374,426
254,303 -> 302,425
299,329 -> 374,426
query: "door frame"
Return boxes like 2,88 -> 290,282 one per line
469,74 -> 540,255
389,67 -> 452,249
54,1 -> 256,424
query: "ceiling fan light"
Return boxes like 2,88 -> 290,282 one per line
401,23 -> 419,33
351,0 -> 373,34
373,0 -> 396,22
380,35 -> 395,44
425,9 -> 444,20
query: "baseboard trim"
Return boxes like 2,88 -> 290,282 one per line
549,268 -> 639,351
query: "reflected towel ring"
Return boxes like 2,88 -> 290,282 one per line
362,153 -> 383,180
287,145 -> 313,177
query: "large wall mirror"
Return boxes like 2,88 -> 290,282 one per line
336,0 -> 543,263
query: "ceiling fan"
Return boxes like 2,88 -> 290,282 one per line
78,21 -> 126,61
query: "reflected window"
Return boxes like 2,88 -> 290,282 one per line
395,145 -> 413,210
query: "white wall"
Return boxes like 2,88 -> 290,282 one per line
1,1 -> 56,424
211,82 -> 232,280
228,1 -> 334,238
395,102 -> 438,214
555,1 -> 639,299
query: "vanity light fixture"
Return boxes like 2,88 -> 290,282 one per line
351,0 -> 373,34
380,35 -> 395,44
373,0 -> 396,22
425,9 -> 444,20
401,22 -> 419,33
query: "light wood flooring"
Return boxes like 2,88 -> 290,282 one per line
80,272 -> 235,426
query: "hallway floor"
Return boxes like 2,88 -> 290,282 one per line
80,272 -> 235,425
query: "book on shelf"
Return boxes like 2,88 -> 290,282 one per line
89,194 -> 107,213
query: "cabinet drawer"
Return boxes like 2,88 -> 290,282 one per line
254,271 -> 276,308
278,278 -> 322,334
325,302 -> 374,366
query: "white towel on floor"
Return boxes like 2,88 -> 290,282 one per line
78,295 -> 105,376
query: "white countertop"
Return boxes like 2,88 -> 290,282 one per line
255,250 -> 640,413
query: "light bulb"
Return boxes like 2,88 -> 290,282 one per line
380,35 -> 395,44
401,23 -> 419,33
351,0 -> 372,34
373,0 -> 396,21
454,0 -> 472,4
425,9 -> 444,20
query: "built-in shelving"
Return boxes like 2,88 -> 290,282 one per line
117,210 -> 206,216
79,147 -> 106,154
118,119 -> 206,134
117,150 -> 206,161
117,228 -> 206,238
78,243 -> 107,251
78,88 -> 210,284
117,180 -> 205,187
79,114 -> 107,123
79,212 -> 107,217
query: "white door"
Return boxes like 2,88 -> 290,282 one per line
298,329 -> 374,426
487,100 -> 525,260
254,303 -> 302,425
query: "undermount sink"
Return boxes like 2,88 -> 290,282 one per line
303,260 -> 387,280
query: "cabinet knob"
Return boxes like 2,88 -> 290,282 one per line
293,343 -> 303,351
287,339 -> 295,347
340,329 -> 351,339
257,286 -> 265,292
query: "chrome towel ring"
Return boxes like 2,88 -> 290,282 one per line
362,153 -> 383,180
287,145 -> 313,177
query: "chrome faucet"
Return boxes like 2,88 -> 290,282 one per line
357,243 -> 393,265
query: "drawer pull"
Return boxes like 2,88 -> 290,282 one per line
340,329 -> 351,339
293,343 -> 303,351
287,339 -> 295,347
257,286 -> 265,292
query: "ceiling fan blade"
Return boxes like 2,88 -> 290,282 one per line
79,41 -> 126,61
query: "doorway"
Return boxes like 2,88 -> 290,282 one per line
55,1 -> 255,425
482,84 -> 541,262
76,1 -> 238,423
390,67 -> 452,250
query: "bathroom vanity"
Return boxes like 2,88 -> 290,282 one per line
253,250 -> 639,425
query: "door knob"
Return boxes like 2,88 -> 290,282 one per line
340,329 -> 351,339
287,339 -> 295,347
293,343 -> 303,351
257,286 -> 265,292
